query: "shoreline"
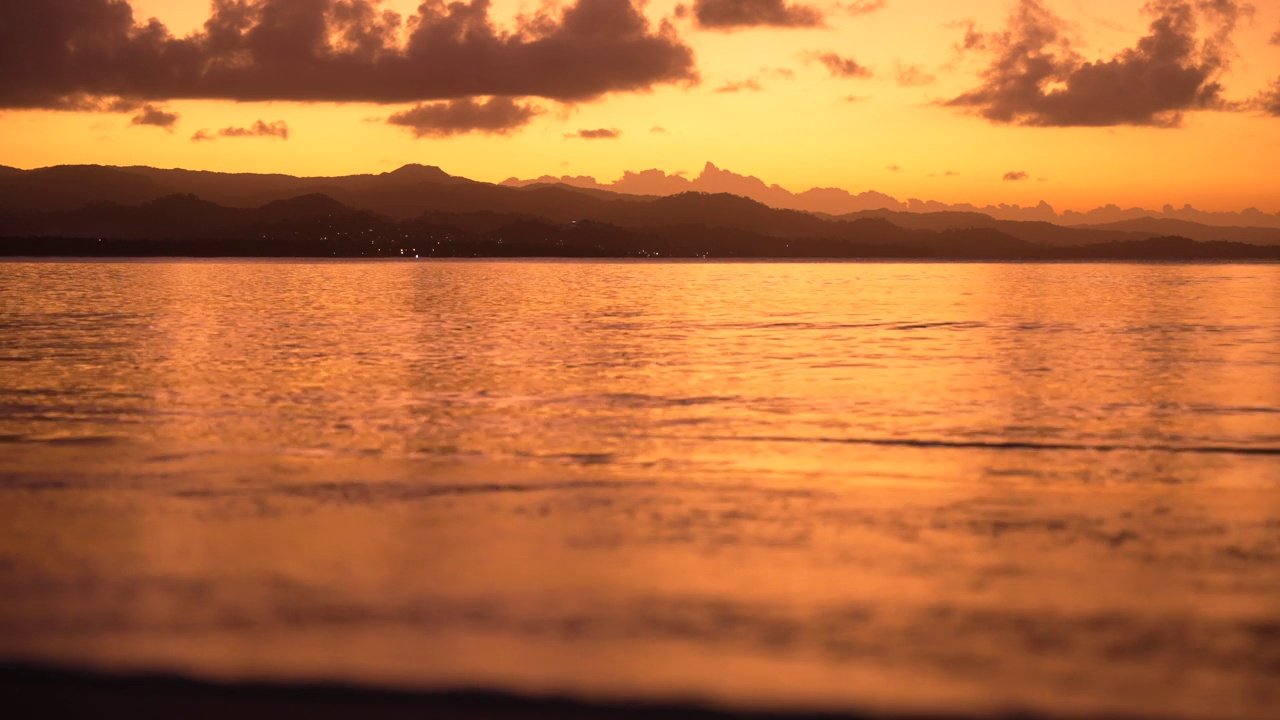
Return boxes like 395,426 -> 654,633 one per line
2,255 -> 1279,265
0,662 -> 1053,720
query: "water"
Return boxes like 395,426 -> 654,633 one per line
2,260 -> 1279,718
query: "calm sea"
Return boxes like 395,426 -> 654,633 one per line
2,260 -> 1279,718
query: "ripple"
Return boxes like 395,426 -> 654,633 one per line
658,433 -> 1280,458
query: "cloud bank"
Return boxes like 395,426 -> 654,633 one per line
947,0 -> 1250,127
0,0 -> 697,109
192,120 -> 290,141
684,0 -> 824,30
386,97 -> 541,137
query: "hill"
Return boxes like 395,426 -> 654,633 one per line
3,190 -> 1279,261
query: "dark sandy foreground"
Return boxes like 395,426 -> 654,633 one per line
0,663 -> 1075,720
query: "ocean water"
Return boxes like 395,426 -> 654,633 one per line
1,260 -> 1278,718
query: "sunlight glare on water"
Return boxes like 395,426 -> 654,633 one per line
1,260 -> 1279,719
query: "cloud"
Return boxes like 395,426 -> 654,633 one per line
1259,79 -> 1280,115
191,119 -> 290,141
0,0 -> 697,110
1004,171 -> 1030,181
945,170 -> 960,176
222,120 -> 289,139
650,125 -> 668,133
684,0 -> 824,30
809,52 -> 873,78
946,0 -> 1250,127
1272,26 -> 1280,45
886,165 -> 901,171
129,104 -> 178,129
840,1 -> 888,16
715,79 -> 764,93
895,62 -> 936,86
842,94 -> 868,102
568,127 -> 622,139
387,97 -> 541,137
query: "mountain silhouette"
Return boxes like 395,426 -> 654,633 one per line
1,163 -> 1278,259
504,162 -> 1280,229
0,165 -> 168,213
1073,218 -> 1280,245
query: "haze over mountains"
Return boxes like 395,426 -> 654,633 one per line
1,163 -> 1279,259
504,162 -> 1280,230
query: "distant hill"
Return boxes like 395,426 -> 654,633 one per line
1074,218 -> 1280,246
837,209 -> 1157,247
0,165 -> 168,213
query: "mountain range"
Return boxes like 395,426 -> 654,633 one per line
1,163 -> 1279,260
503,162 -> 1280,230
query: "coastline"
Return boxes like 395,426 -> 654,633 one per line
0,662 -> 1133,720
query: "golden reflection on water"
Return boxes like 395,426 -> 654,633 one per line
1,261 -> 1279,718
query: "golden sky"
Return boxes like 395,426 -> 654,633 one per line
1,0 -> 1278,212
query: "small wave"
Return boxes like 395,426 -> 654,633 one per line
561,393 -> 740,409
658,433 -> 1280,457
18,434 -> 124,446
891,321 -> 987,331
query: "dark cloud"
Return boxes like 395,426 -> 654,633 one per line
569,127 -> 622,139
386,97 -> 540,137
947,0 -> 1250,127
1260,79 -> 1280,115
0,0 -> 697,110
650,125 -> 668,133
1004,171 -> 1030,181
191,119 -> 290,141
885,165 -> 901,171
895,62 -> 936,86
715,79 -> 764,92
684,0 -> 824,30
1260,23 -> 1280,113
810,52 -> 873,78
129,104 -> 178,129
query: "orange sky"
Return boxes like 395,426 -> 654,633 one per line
1,0 -> 1278,212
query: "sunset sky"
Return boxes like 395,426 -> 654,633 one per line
2,0 -> 1278,212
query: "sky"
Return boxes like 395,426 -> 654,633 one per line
1,0 -> 1278,212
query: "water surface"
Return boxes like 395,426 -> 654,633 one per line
2,260 -> 1278,719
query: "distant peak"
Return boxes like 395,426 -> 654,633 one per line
265,192 -> 345,206
384,163 -> 451,181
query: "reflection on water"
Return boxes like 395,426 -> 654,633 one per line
1,260 -> 1279,718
